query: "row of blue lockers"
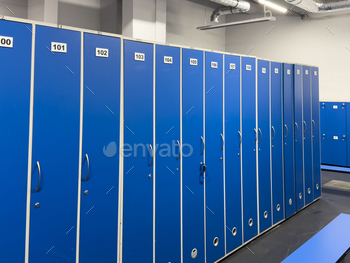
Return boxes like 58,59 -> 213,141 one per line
0,18 -> 320,263
320,102 -> 350,167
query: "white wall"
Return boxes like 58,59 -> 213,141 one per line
225,11 -> 350,102
0,0 -> 28,19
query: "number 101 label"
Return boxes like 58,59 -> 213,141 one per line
96,48 -> 109,58
51,42 -> 67,53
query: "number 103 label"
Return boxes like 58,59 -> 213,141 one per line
51,42 -> 67,53
96,48 -> 109,58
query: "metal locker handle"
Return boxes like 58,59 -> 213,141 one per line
149,144 -> 154,166
303,121 -> 307,134
221,134 -> 224,151
36,161 -> 41,192
284,124 -> 288,139
85,154 -> 90,181
295,122 -> 299,136
271,126 -> 276,141
312,120 -> 315,132
238,131 -> 242,147
176,140 -> 180,161
258,128 -> 262,144
200,137 -> 205,156
254,129 -> 257,144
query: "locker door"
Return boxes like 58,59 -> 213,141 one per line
182,49 -> 204,263
325,102 -> 346,134
347,103 -> 350,167
30,26 -> 80,263
80,33 -> 120,262
0,20 -> 32,263
294,64 -> 304,211
271,62 -> 284,224
225,54 -> 242,252
155,45 -> 181,263
320,102 -> 327,164
242,57 -> 258,242
257,60 -> 272,232
123,40 -> 154,262
325,133 -> 347,166
311,67 -> 321,199
205,51 -> 225,262
303,66 -> 313,205
283,63 -> 296,218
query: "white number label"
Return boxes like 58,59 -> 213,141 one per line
297,69 -> 300,75
305,70 -> 309,75
333,136 -> 338,140
246,65 -> 251,71
333,105 -> 338,109
190,58 -> 198,66
230,63 -> 236,70
96,48 -> 109,58
134,52 -> 145,61
0,36 -> 13,48
314,71 -> 317,76
51,42 -> 67,53
287,69 -> 291,75
164,56 -> 173,64
275,68 -> 279,74
211,62 -> 218,68
262,68 -> 266,74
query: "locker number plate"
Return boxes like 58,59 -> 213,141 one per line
275,68 -> 279,74
287,69 -> 291,75
0,36 -> 13,48
230,63 -> 236,70
262,68 -> 266,74
96,48 -> 109,58
190,58 -> 198,66
297,69 -> 300,74
211,62 -> 218,68
305,70 -> 309,75
314,71 -> 317,76
246,65 -> 251,71
333,105 -> 338,109
135,52 -> 145,61
333,136 -> 338,140
164,56 -> 173,64
51,42 -> 67,53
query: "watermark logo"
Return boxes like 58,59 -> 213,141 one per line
103,141 -> 117,157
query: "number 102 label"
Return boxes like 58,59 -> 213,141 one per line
96,48 -> 109,58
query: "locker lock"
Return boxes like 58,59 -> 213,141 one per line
276,204 -> 281,212
148,174 -> 152,179
35,202 -> 40,208
200,162 -> 206,173
84,190 -> 88,195
248,218 -> 253,227
220,157 -> 223,161
213,237 -> 219,247
308,188 -> 311,194
264,211 -> 268,219
289,199 -> 293,206
232,227 -> 237,236
191,248 -> 198,259
316,184 -> 319,190
299,193 -> 302,199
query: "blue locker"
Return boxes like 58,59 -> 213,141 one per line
294,64 -> 304,211
283,64 -> 296,218
257,59 -> 272,232
320,102 -> 327,164
311,67 -> 321,199
303,66 -> 313,205
324,102 -> 346,134
271,62 -> 284,224
224,54 -> 243,251
205,51 -> 225,262
182,48 -> 205,263
80,33 -> 120,262
0,20 -> 32,263
241,57 -> 258,242
324,133 -> 347,166
123,40 -> 154,262
347,103 -> 350,167
30,26 -> 80,262
155,45 -> 181,262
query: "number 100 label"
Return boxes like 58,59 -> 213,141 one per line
96,48 -> 109,58
51,42 -> 67,53
0,36 -> 13,48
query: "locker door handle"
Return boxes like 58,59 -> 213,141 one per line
258,128 -> 262,144
312,120 -> 315,132
201,136 -> 205,155
149,144 -> 153,166
303,121 -> 307,134
85,154 -> 90,181
176,140 -> 180,160
238,131 -> 242,147
295,122 -> 299,136
36,161 -> 41,192
221,134 -> 224,151
271,126 -> 276,141
284,124 -> 288,138
254,129 -> 257,144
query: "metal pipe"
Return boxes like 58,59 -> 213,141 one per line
210,0 -> 250,22
286,0 -> 350,13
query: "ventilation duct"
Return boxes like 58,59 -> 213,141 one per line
285,0 -> 350,13
209,0 -> 251,22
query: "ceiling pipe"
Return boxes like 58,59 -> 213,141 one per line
285,0 -> 350,13
209,0 -> 250,22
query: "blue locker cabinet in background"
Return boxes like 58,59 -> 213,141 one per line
80,33 -> 121,262
283,63 -> 296,218
241,57 -> 258,242
155,44 -> 181,263
205,51 -> 225,262
224,54 -> 243,252
347,103 -> 350,168
123,40 -> 154,263
30,26 -> 81,263
0,20 -> 32,263
271,62 -> 284,224
257,59 -> 272,232
182,48 -> 205,262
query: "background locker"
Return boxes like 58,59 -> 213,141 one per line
29,25 -> 81,263
347,103 -> 350,168
271,61 -> 284,224
182,48 -> 205,263
241,57 -> 258,242
283,63 -> 296,218
302,66 -> 313,205
123,40 -> 154,263
257,59 -> 272,232
224,54 -> 243,252
205,51 -> 225,262
80,33 -> 121,262
0,20 -> 32,263
155,44 -> 181,263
